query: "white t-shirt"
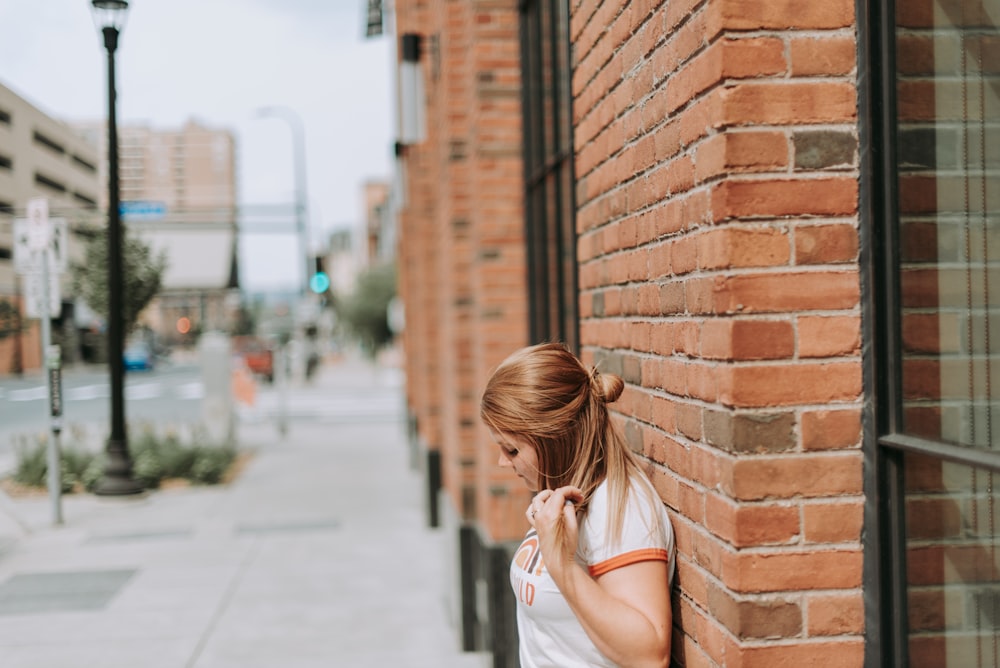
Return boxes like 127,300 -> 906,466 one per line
509,476 -> 675,667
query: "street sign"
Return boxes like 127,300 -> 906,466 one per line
46,344 -> 63,428
22,259 -> 61,318
12,218 -> 32,274
120,200 -> 167,221
13,217 -> 66,274
26,197 -> 51,250
49,218 -> 68,272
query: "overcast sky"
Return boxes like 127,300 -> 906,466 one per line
0,0 -> 395,292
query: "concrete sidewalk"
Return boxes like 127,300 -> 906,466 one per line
0,356 -> 489,667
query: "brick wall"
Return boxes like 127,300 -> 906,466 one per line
396,0 -> 442,483
0,297 -> 41,374
570,0 -> 865,665
468,1 -> 532,544
395,0 -> 530,542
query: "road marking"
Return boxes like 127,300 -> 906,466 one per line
174,382 -> 204,400
66,384 -> 109,401
125,383 -> 163,400
8,386 -> 47,402
3,381 -> 206,403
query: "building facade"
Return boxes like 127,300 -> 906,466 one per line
0,81 -> 102,373
74,118 -> 241,345
391,1 -> 999,667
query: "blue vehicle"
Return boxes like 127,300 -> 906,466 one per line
123,340 -> 155,371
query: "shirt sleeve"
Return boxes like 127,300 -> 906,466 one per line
578,479 -> 674,578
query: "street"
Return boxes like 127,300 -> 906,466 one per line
0,361 -> 203,463
0,355 -> 405,473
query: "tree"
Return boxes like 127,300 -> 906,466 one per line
338,262 -> 397,356
0,298 -> 20,341
0,297 -> 24,374
72,228 -> 168,336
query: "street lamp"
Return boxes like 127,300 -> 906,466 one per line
91,0 -> 142,495
253,106 -> 311,296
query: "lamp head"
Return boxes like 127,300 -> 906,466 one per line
90,0 -> 129,32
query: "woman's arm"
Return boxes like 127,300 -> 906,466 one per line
530,487 -> 672,668
557,559 -> 672,668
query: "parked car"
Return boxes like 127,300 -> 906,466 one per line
123,340 -> 155,371
233,336 -> 274,383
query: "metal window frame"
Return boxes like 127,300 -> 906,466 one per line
860,0 -> 1000,664
518,0 -> 579,352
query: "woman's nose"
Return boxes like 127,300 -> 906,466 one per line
498,453 -> 512,468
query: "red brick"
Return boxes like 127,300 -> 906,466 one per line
721,547 -> 863,593
707,582 -> 803,639
722,82 -> 857,125
702,319 -> 795,360
717,0 -> 855,31
806,591 -> 865,635
795,223 -> 859,264
732,639 -> 864,668
711,178 -> 859,220
727,131 -> 790,170
803,500 -> 863,543
802,408 -> 862,450
790,35 -> 858,76
705,493 -> 801,547
718,362 -> 862,407
698,227 -> 791,270
798,315 -> 861,358
723,452 -> 863,500
722,37 -> 787,77
710,271 -> 861,314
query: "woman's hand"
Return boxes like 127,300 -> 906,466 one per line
526,486 -> 584,579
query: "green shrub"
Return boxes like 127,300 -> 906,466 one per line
5,424 -> 241,494
12,435 -> 49,488
188,446 -> 236,485
81,455 -> 107,492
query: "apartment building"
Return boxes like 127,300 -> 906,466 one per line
390,1 -> 998,667
73,118 -> 241,344
0,81 -> 102,373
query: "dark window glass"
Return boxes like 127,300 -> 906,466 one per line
872,0 -> 1000,665
35,172 -> 66,193
33,131 -> 65,155
71,154 -> 97,173
895,1 -> 1000,454
73,191 -> 97,208
519,0 -> 578,351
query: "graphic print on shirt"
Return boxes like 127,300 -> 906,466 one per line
512,531 -> 543,606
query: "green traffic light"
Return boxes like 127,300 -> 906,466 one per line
310,272 -> 330,293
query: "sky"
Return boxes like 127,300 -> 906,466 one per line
0,0 -> 395,292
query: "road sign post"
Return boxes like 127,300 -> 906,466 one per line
15,198 -> 66,525
45,344 -> 64,526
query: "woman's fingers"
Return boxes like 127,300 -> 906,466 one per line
527,487 -> 584,530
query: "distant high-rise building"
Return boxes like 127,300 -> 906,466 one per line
0,81 -> 102,372
74,118 -> 236,219
72,118 -> 241,344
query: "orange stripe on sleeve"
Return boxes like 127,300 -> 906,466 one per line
588,548 -> 670,577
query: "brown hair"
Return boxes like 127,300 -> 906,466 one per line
481,342 -> 655,544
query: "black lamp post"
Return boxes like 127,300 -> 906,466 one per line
91,0 -> 142,496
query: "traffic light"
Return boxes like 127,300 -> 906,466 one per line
309,255 -> 330,294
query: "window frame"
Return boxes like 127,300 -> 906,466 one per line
861,0 -> 1000,664
518,0 -> 578,352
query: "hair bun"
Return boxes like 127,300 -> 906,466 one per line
590,368 -> 624,403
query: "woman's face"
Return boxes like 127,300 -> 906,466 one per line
490,430 -> 541,491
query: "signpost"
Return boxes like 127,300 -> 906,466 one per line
12,197 -> 65,525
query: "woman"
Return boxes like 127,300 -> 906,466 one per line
480,342 -> 675,668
